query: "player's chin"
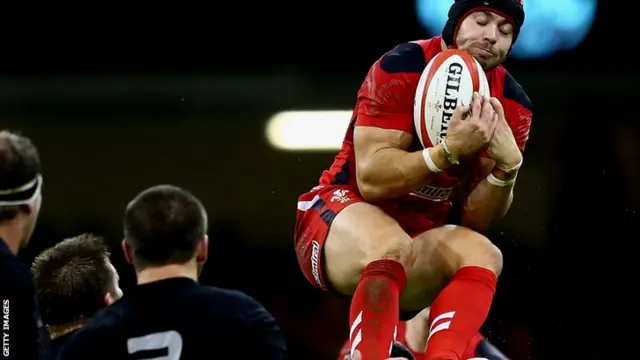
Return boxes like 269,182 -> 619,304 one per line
474,55 -> 502,72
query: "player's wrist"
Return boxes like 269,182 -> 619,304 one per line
489,156 -> 521,186
490,166 -> 517,181
440,139 -> 460,165
495,151 -> 522,173
487,169 -> 517,187
434,143 -> 455,169
489,152 -> 522,186
422,145 -> 453,174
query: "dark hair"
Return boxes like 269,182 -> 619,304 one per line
123,184 -> 207,269
31,233 -> 116,327
0,130 -> 41,222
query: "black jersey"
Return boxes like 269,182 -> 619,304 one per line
56,277 -> 287,360
44,331 -> 75,360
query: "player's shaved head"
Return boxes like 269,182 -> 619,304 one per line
123,184 -> 208,270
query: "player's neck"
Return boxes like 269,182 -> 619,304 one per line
0,222 -> 24,255
136,263 -> 199,285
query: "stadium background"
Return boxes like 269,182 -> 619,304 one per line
4,1 -> 637,359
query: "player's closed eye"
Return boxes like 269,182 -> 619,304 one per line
499,25 -> 513,35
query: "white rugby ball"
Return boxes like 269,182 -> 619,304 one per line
413,49 -> 490,148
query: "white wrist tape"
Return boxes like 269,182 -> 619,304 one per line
422,148 -> 442,174
487,173 -> 517,187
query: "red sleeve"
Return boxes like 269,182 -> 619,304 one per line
355,43 -> 425,134
503,97 -> 532,152
501,70 -> 533,152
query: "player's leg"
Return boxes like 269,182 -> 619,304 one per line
295,185 -> 415,360
296,186 -> 502,360
322,201 -> 413,360
404,306 -> 509,359
404,225 -> 502,360
325,221 -> 502,360
403,308 -> 430,354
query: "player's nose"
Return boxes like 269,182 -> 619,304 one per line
483,26 -> 498,45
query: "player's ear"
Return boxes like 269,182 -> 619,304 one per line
24,190 -> 43,216
121,240 -> 134,265
196,235 -> 208,264
18,204 -> 31,214
104,292 -> 115,306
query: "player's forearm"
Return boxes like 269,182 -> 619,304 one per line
461,168 -> 516,233
357,144 -> 451,202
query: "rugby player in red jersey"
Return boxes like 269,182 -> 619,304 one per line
338,307 -> 510,360
294,1 -> 532,359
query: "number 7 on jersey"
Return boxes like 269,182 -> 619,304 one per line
127,330 -> 183,360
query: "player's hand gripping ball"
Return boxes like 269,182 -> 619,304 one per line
413,49 -> 490,149
413,49 -> 498,160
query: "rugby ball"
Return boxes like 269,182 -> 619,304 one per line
413,49 -> 490,148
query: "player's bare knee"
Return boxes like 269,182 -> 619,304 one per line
358,233 -> 416,278
362,233 -> 415,270
383,236 -> 416,269
464,236 -> 503,276
455,229 -> 503,276
323,206 -> 415,294
331,233 -> 414,295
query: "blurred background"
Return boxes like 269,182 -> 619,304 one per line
6,0 -> 638,359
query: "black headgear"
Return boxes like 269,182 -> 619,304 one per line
442,0 -> 525,48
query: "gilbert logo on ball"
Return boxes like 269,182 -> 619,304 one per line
413,49 -> 490,148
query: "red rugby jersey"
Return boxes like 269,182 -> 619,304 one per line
310,36 -> 532,236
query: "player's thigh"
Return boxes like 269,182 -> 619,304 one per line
323,201 -> 414,296
294,186 -> 411,293
401,225 -> 503,310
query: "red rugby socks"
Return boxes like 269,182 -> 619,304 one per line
424,266 -> 497,360
349,259 -> 406,360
